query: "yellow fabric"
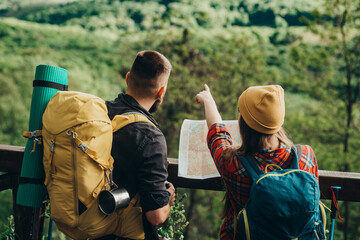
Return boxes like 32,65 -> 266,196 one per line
233,209 -> 250,240
112,113 -> 155,132
264,163 -> 283,173
114,193 -> 145,239
319,201 -> 328,233
42,91 -> 147,239
256,169 -> 301,184
23,130 -> 42,138
238,85 -> 285,134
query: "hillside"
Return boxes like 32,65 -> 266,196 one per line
0,0 -> 323,31
0,0 -> 359,239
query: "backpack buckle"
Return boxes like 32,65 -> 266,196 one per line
104,168 -> 118,190
78,143 -> 88,153
30,131 -> 38,138
49,140 -> 55,153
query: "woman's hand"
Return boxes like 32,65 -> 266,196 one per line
196,84 -> 214,105
195,84 -> 222,128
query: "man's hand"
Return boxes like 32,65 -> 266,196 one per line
166,182 -> 175,206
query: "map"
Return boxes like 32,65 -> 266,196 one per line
178,119 -> 241,179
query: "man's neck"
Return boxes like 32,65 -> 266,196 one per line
125,91 -> 153,112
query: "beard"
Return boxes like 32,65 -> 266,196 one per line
149,98 -> 162,113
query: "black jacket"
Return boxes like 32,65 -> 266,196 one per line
105,93 -> 170,240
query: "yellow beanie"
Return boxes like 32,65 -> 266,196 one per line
238,85 -> 285,134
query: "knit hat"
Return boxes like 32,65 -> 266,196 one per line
238,85 -> 285,134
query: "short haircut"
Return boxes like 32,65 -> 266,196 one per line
128,50 -> 172,97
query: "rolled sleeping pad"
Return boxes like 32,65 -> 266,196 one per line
16,65 -> 68,208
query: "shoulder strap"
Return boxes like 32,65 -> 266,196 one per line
290,144 -> 302,169
240,155 -> 263,181
111,113 -> 155,132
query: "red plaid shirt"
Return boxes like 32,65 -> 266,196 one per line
207,123 -> 319,240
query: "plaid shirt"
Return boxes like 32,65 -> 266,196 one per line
207,123 -> 319,240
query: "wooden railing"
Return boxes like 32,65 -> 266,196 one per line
1,144 -> 360,239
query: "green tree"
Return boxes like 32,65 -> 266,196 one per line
293,0 -> 360,238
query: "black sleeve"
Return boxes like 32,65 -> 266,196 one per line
137,131 -> 170,212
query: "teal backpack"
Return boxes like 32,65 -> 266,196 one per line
235,145 -> 326,240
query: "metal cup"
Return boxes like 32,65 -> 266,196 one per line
98,187 -> 130,215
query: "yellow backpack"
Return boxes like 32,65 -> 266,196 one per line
42,91 -> 153,240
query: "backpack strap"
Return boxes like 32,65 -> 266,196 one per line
111,113 -> 155,132
242,144 -> 303,179
290,144 -> 302,169
240,155 -> 263,181
63,113 -> 155,171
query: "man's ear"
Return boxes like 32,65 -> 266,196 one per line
157,86 -> 165,99
125,72 -> 130,85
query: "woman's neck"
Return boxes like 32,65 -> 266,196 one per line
264,135 -> 280,151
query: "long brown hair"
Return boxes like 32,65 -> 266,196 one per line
220,116 -> 294,219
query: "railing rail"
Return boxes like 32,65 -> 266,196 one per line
1,144 -> 360,239
1,144 -> 360,201
167,158 -> 360,202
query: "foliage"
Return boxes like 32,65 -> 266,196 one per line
0,0 -> 360,239
0,0 -> 324,31
0,215 -> 15,240
288,0 -> 360,239
0,190 -> 13,235
158,193 -> 189,240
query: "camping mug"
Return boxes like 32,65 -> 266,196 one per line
98,187 -> 130,215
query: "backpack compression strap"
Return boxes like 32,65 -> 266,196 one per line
62,113 -> 155,173
111,113 -> 155,132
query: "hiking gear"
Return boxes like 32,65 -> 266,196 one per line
329,186 -> 342,240
207,123 -> 321,240
98,187 -> 131,215
234,145 -> 325,240
238,85 -> 285,134
42,91 -> 154,240
18,65 -> 68,208
48,218 -> 54,240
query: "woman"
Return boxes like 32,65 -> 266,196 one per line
196,84 -> 320,240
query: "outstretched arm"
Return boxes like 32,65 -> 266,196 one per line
195,84 -> 222,128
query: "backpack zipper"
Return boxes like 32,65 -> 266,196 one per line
71,131 -> 79,225
255,169 -> 304,184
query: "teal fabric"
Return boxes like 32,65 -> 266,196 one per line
236,147 -> 325,240
17,65 -> 68,208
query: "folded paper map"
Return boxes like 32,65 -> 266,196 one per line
178,119 -> 241,179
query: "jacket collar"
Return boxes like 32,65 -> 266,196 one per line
117,93 -> 159,127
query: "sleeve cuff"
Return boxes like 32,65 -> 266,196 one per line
140,191 -> 171,212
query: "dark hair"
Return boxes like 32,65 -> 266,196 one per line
225,117 -> 294,158
128,50 -> 172,97
220,116 -> 294,219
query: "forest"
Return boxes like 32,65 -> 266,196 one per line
0,0 -> 359,239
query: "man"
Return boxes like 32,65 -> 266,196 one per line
104,50 -> 175,240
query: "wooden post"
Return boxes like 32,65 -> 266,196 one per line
0,145 -> 42,240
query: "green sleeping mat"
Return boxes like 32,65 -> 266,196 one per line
16,65 -> 68,208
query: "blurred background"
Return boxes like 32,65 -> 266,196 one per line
0,0 -> 359,239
